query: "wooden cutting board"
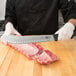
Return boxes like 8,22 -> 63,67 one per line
0,39 -> 76,76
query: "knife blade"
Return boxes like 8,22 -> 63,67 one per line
1,34 -> 58,44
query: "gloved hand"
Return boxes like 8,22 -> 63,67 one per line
1,22 -> 21,44
55,22 -> 75,40
2,22 -> 21,36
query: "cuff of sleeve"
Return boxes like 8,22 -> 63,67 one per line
64,14 -> 76,22
4,17 -> 16,28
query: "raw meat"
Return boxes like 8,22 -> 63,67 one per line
7,43 -> 58,64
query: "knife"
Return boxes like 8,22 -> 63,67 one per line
1,34 -> 58,44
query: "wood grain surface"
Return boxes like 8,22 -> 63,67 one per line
0,39 -> 76,76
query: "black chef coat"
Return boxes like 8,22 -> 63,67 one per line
5,0 -> 76,35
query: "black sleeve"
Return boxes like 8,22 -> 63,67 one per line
4,0 -> 17,28
59,0 -> 76,22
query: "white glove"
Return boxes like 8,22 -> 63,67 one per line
55,22 -> 75,40
2,22 -> 21,36
1,22 -> 21,43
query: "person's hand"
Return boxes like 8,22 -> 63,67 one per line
2,22 -> 21,36
55,22 -> 75,40
1,22 -> 21,44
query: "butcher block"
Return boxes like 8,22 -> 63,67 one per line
0,39 -> 76,76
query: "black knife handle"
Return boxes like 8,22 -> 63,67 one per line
71,31 -> 76,38
53,34 -> 58,41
